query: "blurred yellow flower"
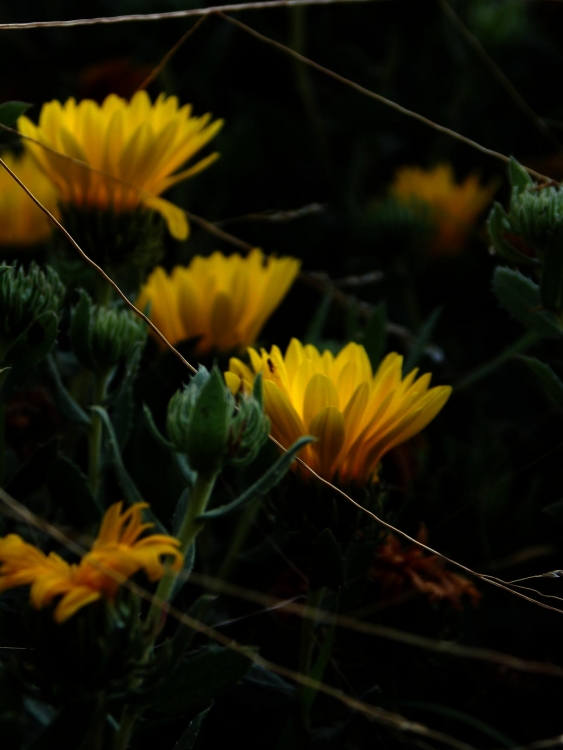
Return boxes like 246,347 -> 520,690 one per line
0,151 -> 59,246
137,248 -> 301,355
225,339 -> 451,485
390,164 -> 496,255
17,91 -> 223,240
0,502 -> 182,623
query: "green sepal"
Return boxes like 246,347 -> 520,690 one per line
540,222 -> 563,312
404,306 -> 442,373
199,436 -> 314,520
143,403 -> 175,451
150,644 -> 254,716
0,101 -> 30,128
70,289 -> 96,371
252,371 -> 264,409
518,356 -> 563,410
492,267 -> 562,337
44,354 -> 91,427
3,310 -> 59,370
487,203 -> 538,266
309,528 -> 344,591
362,301 -> 387,370
509,156 -> 534,193
185,367 -> 230,477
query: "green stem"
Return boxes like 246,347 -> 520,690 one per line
217,497 -> 261,582
88,370 -> 111,496
113,706 -> 138,750
144,470 -> 219,640
455,331 -> 540,392
298,587 -> 325,726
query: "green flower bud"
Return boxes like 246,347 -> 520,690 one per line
509,186 -> 563,254
167,367 -> 269,477
70,290 -> 146,373
0,262 -> 64,366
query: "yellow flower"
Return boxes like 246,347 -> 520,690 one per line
390,164 -> 496,255
0,502 -> 182,623
225,339 -> 451,485
137,248 -> 301,355
17,91 -> 223,240
0,151 -> 59,246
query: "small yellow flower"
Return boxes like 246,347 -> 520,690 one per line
0,502 -> 182,623
0,151 -> 59,246
390,164 -> 496,255
17,91 -> 223,240
225,339 -> 451,485
137,248 -> 301,355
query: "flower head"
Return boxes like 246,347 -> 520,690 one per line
17,91 -> 223,240
0,151 -> 59,246
0,502 -> 182,623
137,249 -> 300,355
225,339 -> 451,485
390,164 -> 496,255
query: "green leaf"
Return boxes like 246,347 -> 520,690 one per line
310,528 -> 344,591
91,405 -> 144,504
518,356 -> 563,409
143,403 -> 175,451
4,310 -> 59,369
44,354 -> 91,427
305,288 -> 332,345
70,289 -> 96,371
199,436 -> 314,520
492,267 -> 562,337
487,203 -> 537,266
541,222 -> 563,312
173,707 -> 211,750
0,101 -> 30,128
111,340 -> 145,448
404,306 -> 442,373
509,156 -> 534,193
362,301 -> 386,370
46,455 -> 101,523
151,645 -> 253,716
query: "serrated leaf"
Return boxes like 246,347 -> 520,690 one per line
518,356 -> 563,409
487,203 -> 537,266
540,222 -> 563,312
199,436 -> 313,520
509,156 -> 534,193
0,101 -> 30,128
151,645 -> 253,716
492,267 -> 562,337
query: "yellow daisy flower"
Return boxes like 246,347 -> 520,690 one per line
17,91 -> 223,240
137,248 -> 301,355
225,339 -> 451,485
390,164 -> 496,255
0,502 -> 182,623
0,151 -> 59,246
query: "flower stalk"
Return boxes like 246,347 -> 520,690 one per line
88,369 -> 111,496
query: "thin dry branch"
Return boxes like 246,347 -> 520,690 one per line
0,0 -> 387,30
437,0 -> 563,153
218,12 -> 554,183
